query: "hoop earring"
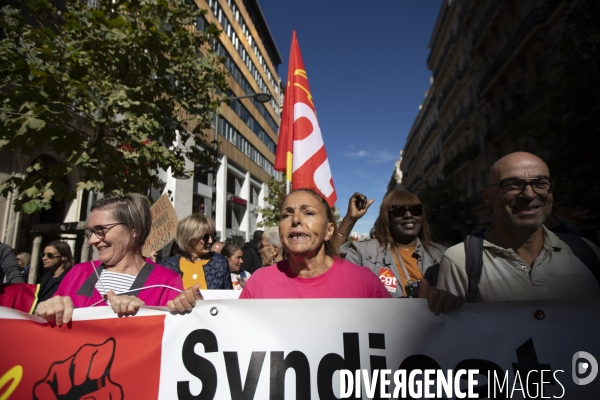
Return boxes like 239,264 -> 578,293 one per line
270,251 -> 278,264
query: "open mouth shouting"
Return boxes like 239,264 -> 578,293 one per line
289,231 -> 310,241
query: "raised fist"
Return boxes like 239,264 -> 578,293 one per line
33,338 -> 123,400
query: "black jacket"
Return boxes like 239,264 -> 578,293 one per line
38,269 -> 69,303
242,242 -> 262,274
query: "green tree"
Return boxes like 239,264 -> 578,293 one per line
418,177 -> 478,240
0,0 -> 228,213
256,176 -> 286,227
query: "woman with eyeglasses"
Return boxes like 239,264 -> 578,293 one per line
35,193 -> 184,325
259,227 -> 284,267
338,191 -> 447,298
38,241 -> 74,303
161,214 -> 232,291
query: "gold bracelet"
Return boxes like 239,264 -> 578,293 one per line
337,232 -> 349,241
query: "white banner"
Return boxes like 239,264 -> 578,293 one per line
1,299 -> 599,399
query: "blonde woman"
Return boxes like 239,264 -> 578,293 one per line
162,214 -> 232,290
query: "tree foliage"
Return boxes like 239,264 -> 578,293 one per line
418,177 -> 478,240
256,176 -> 286,227
0,0 -> 228,213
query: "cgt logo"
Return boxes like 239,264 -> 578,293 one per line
572,351 -> 598,385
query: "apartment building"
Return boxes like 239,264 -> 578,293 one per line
399,0 -> 566,225
167,0 -> 283,246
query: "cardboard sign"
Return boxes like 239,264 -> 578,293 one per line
142,194 -> 178,257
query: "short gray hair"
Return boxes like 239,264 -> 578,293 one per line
90,193 -> 152,248
263,227 -> 282,254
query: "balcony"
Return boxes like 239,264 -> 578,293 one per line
423,155 -> 440,175
431,1 -> 472,77
484,99 -> 530,141
407,175 -> 423,192
442,143 -> 480,176
407,99 -> 436,153
438,64 -> 468,111
441,101 -> 475,143
478,0 -> 562,96
417,122 -> 439,153
405,157 -> 416,173
470,0 -> 502,54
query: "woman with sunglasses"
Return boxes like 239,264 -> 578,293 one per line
259,227 -> 284,267
38,241 -> 74,303
339,191 -> 447,298
161,214 -> 232,290
35,193 -> 184,325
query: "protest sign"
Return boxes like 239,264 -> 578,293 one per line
142,194 -> 179,257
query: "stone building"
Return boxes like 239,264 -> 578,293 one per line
399,0 -> 566,226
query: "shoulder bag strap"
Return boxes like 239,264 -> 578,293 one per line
465,235 -> 484,303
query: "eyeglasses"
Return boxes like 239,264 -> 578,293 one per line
487,177 -> 555,195
84,223 -> 124,239
41,253 -> 61,259
389,204 -> 423,219
259,242 -> 272,250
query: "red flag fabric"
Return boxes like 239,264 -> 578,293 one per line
275,31 -> 337,207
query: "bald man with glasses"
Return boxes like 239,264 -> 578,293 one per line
437,152 -> 600,303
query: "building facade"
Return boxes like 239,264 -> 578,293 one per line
166,0 -> 283,246
0,0 -> 282,268
398,0 -> 566,225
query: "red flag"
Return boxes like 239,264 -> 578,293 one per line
275,31 -> 337,207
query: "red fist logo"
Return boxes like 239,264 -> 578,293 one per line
33,338 -> 123,400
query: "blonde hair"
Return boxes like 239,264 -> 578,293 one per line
176,214 -> 215,258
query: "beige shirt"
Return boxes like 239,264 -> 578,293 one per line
437,226 -> 600,302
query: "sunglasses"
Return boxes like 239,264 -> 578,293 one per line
41,253 -> 61,259
389,204 -> 423,218
196,233 -> 213,243
84,223 -> 124,239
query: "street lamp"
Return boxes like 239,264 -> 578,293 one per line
225,92 -> 272,103
211,92 -> 272,229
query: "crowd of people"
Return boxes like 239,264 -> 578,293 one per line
1,151 -> 599,322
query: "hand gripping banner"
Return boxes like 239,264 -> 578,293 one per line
275,31 -> 337,207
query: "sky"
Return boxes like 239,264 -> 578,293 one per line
257,0 -> 444,235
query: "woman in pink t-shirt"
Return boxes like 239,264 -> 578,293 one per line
239,189 -> 391,299
35,194 -> 184,325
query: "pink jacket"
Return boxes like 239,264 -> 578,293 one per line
53,259 -> 183,308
